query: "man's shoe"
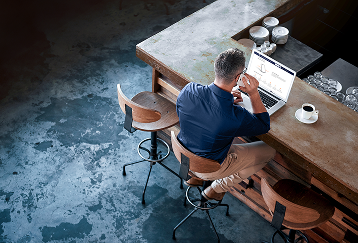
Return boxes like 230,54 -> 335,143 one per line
184,177 -> 204,187
202,186 -> 225,201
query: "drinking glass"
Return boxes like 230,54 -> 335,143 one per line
314,71 -> 323,80
343,94 -> 357,109
327,87 -> 337,96
351,88 -> 358,98
318,83 -> 329,92
343,102 -> 356,110
345,94 -> 357,103
321,77 -> 329,85
310,83 -> 318,88
331,92 -> 345,102
314,79 -> 323,88
328,78 -> 338,88
307,75 -> 314,82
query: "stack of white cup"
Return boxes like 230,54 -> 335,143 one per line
249,26 -> 269,45
272,26 -> 289,44
262,17 -> 279,33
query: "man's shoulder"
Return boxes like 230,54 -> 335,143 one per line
183,82 -> 203,92
179,82 -> 207,97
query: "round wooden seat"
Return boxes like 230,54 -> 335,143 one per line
131,91 -> 178,131
117,84 -> 179,132
261,178 -> 335,230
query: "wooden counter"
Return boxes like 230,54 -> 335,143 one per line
136,0 -> 358,242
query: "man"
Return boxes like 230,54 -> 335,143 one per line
176,48 -> 276,201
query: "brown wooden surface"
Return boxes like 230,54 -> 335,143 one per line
171,131 -> 221,174
117,83 -> 179,132
131,92 -> 179,132
257,78 -> 358,204
117,83 -> 160,123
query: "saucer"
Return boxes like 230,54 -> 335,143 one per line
295,108 -> 318,124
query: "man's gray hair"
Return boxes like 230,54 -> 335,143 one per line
214,48 -> 245,84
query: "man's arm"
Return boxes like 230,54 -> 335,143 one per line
239,74 -> 267,114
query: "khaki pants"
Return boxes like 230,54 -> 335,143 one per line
194,141 -> 276,193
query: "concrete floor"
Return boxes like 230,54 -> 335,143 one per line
0,0 -> 277,242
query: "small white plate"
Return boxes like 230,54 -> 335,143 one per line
295,108 -> 318,124
336,81 -> 342,92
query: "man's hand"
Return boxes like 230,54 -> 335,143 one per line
239,74 -> 259,97
232,90 -> 243,103
239,73 -> 267,113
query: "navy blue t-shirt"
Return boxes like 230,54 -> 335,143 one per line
176,82 -> 270,164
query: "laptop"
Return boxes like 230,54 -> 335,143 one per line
235,49 -> 296,115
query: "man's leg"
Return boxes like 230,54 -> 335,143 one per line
197,141 -> 276,199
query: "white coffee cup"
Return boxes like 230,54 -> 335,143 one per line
302,103 -> 319,119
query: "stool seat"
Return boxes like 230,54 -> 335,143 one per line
131,91 -> 179,131
261,178 -> 335,242
273,179 -> 335,230
262,178 -> 335,230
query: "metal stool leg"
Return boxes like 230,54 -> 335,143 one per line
172,207 -> 200,240
158,162 -> 183,189
295,231 -> 309,243
217,203 -> 230,216
122,159 -> 146,176
142,162 -> 153,204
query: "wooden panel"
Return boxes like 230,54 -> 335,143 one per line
229,185 -> 272,222
311,177 -> 358,215
301,229 -> 330,243
158,87 -> 177,104
157,77 -> 180,97
152,68 -> 160,93
333,209 -> 358,236
273,153 -> 312,184
136,47 -> 189,89
315,220 -> 345,242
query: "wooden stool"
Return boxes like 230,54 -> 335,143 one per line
170,131 -> 229,243
117,84 -> 181,204
261,178 -> 335,243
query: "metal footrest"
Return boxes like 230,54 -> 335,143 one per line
186,186 -> 221,210
137,137 -> 170,163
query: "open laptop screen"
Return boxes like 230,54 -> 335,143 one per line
246,49 -> 296,102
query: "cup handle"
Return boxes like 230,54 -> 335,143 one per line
314,110 -> 319,115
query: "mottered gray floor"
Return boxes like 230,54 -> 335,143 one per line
0,1 -> 276,242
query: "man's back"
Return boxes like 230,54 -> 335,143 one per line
176,82 -> 270,164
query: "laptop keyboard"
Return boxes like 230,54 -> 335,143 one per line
240,89 -> 278,109
258,90 -> 278,108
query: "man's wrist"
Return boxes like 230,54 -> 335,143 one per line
248,90 -> 260,99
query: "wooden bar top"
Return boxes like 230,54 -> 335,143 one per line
136,0 -> 358,204
137,0 -> 304,87
258,78 -> 358,202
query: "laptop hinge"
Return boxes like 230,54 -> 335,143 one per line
258,87 -> 284,102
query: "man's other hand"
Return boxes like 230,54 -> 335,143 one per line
232,90 -> 243,103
